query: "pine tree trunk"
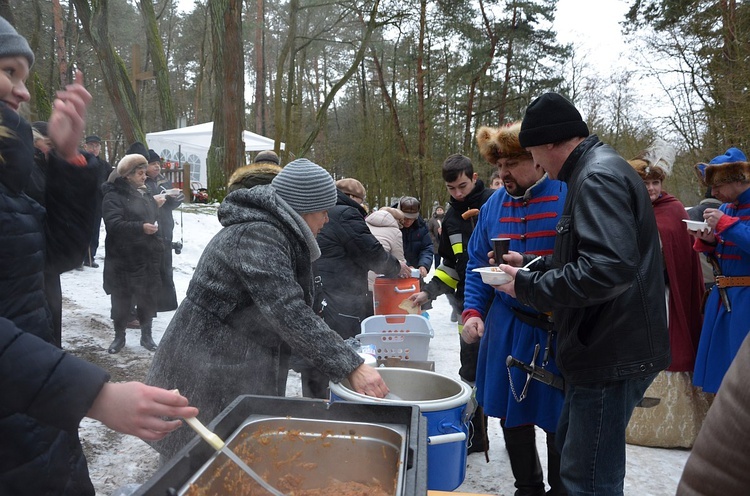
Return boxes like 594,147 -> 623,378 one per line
207,0 -> 245,197
138,0 -> 176,129
462,0 -> 499,152
253,0 -> 266,135
274,0 -> 297,161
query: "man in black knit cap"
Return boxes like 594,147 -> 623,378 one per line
492,92 -> 670,495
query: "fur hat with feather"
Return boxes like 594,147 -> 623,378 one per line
694,147 -> 750,187
628,139 -> 676,181
476,122 -> 530,165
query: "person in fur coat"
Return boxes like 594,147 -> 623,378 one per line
463,123 -> 567,495
145,159 -> 388,462
625,140 -> 709,448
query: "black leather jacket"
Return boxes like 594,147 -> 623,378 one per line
515,136 -> 670,384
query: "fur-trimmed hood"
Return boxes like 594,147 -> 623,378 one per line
227,163 -> 282,192
695,147 -> 750,187
476,122 -> 530,165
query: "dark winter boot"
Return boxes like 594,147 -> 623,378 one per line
545,432 -> 567,496
467,405 -> 489,454
140,320 -> 158,351
108,325 -> 126,354
502,422 -> 545,496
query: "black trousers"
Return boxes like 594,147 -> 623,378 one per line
111,292 -> 156,326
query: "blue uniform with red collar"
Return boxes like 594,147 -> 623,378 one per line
693,187 -> 750,393
463,176 -> 566,431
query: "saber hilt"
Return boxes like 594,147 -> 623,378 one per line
506,354 -> 565,391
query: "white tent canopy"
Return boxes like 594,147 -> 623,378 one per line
146,122 -> 284,187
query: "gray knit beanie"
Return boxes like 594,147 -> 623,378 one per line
0,17 -> 34,67
271,158 -> 336,214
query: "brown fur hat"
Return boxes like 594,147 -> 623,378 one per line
694,147 -> 750,187
628,139 -> 675,181
628,158 -> 666,181
476,122 -> 530,165
227,163 -> 282,192
116,154 -> 148,177
628,158 -> 667,181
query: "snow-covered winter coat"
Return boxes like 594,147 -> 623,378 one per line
101,177 -> 163,297
145,185 -> 364,460
0,105 -> 103,495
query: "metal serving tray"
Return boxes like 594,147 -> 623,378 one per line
178,416 -> 407,495
135,395 -> 428,496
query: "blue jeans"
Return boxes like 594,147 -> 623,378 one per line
556,373 -> 657,495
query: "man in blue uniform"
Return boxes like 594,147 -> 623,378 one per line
463,122 -> 567,495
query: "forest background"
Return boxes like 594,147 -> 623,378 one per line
4,0 -> 748,210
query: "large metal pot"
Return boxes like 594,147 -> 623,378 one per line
135,395 -> 428,496
330,367 -> 473,491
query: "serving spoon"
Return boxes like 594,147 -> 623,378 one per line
172,390 -> 285,496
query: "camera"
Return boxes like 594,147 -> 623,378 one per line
172,241 -> 183,255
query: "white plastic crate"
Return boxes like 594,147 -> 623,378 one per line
357,314 -> 433,361
360,314 -> 435,337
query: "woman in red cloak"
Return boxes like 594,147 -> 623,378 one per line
625,140 -> 710,448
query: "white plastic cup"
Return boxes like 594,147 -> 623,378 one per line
358,352 -> 377,367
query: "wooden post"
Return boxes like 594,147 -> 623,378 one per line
183,162 -> 191,203
131,44 -> 155,92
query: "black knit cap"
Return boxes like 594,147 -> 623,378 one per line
519,93 -> 589,148
126,141 -> 149,160
147,149 -> 161,163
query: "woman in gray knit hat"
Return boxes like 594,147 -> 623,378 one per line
146,158 -> 390,462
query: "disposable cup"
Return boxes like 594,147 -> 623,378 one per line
491,238 -> 511,265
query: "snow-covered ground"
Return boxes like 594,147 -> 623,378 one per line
62,203 -> 689,495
